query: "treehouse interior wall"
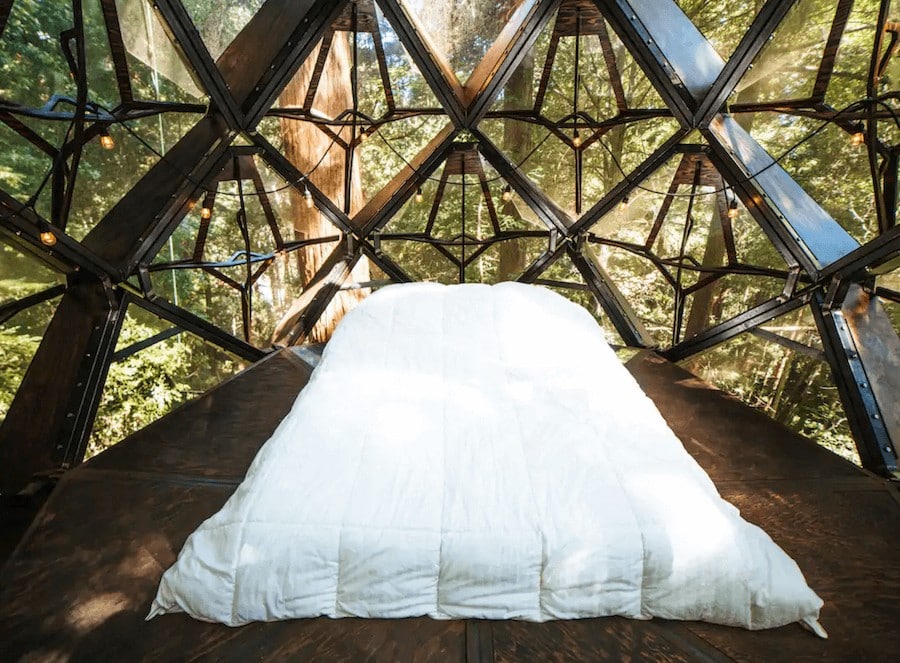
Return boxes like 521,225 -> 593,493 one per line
0,0 -> 899,498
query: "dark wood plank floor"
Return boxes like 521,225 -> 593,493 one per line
1,348 -> 898,662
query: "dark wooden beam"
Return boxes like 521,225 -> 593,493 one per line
464,0 -> 561,124
99,0 -> 134,104
223,0 -> 349,127
376,0 -> 466,127
0,281 -> 125,494
812,287 -> 900,476
81,116 -> 233,278
596,0 -> 723,125
664,289 -> 813,362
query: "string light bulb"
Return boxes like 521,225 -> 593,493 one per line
501,185 -> 512,202
850,131 -> 865,147
415,187 -> 424,204
98,128 -> 115,150
359,130 -> 368,143
618,195 -> 629,211
727,198 -> 739,219
572,132 -> 582,148
304,185 -> 314,208
39,230 -> 57,246
199,193 -> 213,220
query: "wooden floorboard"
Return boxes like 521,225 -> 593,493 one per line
1,348 -> 898,662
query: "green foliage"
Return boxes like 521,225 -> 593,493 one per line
86,306 -> 241,458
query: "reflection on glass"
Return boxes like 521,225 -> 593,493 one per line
399,0 -> 526,83
745,112 -> 877,244
117,0 -> 206,101
735,0 -> 838,104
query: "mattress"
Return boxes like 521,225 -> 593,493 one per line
148,282 -> 825,636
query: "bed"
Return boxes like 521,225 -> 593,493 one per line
148,282 -> 825,637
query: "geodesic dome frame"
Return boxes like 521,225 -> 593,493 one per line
0,0 -> 898,496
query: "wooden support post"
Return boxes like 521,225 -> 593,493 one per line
0,281 -> 126,495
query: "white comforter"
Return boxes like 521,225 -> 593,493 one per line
149,282 -> 825,635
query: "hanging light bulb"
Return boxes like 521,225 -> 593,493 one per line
727,198 -> 739,219
98,127 -> 115,150
39,229 -> 57,246
359,130 -> 368,143
572,131 -> 582,148
415,187 -> 424,204
501,185 -> 512,202
618,195 -> 629,211
199,193 -> 213,220
850,131 -> 865,147
304,185 -> 314,208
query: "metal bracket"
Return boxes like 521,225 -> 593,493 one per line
372,231 -> 382,257
780,266 -> 802,301
345,233 -> 356,259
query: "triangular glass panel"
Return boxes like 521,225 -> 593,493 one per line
679,325 -> 858,466
0,1 -> 78,108
0,116 -> 69,207
259,1 -> 447,211
826,0 -> 883,107
180,0 -> 266,62
60,111 -> 202,240
743,111 -> 877,245
591,241 -> 672,347
675,0 -> 760,61
758,301 -> 824,351
537,247 -> 625,345
151,154 -> 366,346
378,144 -> 546,284
733,0 -> 840,105
0,242 -> 66,306
479,115 -> 680,218
463,236 -> 550,284
487,1 -> 671,119
115,0 -> 206,102
87,302 -> 243,458
397,0 -> 526,85
0,282 -> 63,423
480,0 -> 680,218
82,0 -> 121,108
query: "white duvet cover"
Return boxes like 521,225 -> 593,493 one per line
148,282 -> 825,635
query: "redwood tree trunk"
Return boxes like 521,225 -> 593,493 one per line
279,33 -> 369,343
